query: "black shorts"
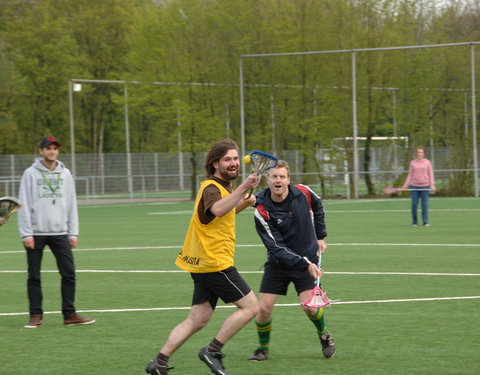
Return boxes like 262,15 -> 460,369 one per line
191,266 -> 251,309
259,263 -> 316,296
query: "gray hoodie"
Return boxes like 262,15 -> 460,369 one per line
18,157 -> 79,239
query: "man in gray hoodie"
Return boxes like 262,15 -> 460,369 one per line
18,136 -> 95,328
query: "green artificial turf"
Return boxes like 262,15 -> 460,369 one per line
1,197 -> 479,374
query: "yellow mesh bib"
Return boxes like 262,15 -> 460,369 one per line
175,179 -> 236,273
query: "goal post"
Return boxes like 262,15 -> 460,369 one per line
239,41 -> 480,198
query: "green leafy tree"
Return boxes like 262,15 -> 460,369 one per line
4,0 -> 81,152
59,0 -> 135,154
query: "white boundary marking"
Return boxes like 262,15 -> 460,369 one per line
81,202 -> 179,209
325,208 -> 480,213
1,270 -> 479,276
324,197 -> 479,205
148,210 -> 192,215
1,242 -> 480,254
275,296 -> 480,306
1,296 -> 479,317
147,208 -> 480,215
326,243 -> 480,247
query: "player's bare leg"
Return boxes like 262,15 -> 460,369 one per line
146,302 -> 214,374
161,301 -> 214,356
214,291 -> 258,343
199,291 -> 258,374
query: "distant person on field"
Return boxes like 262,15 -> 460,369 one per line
145,139 -> 260,375
18,136 -> 95,328
402,146 -> 436,227
248,160 -> 336,362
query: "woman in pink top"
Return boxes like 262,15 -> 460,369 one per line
402,147 -> 436,226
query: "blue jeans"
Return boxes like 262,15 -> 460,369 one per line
410,186 -> 430,225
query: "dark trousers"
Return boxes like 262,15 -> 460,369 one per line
25,235 -> 76,319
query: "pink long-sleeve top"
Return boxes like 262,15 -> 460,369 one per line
404,158 -> 435,188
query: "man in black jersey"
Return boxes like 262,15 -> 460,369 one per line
249,160 -> 336,361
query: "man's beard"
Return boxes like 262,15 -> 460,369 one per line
219,167 -> 238,181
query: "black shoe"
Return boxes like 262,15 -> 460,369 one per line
320,333 -> 336,358
145,359 -> 173,375
198,347 -> 231,375
248,348 -> 269,361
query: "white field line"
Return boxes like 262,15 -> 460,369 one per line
1,270 -> 479,276
82,202 -> 177,209
326,198 -> 409,204
275,296 -> 480,306
147,208 -> 480,215
324,197 -> 480,205
77,197 -> 480,208
324,243 -> 480,247
325,208 -> 480,213
1,242 -> 480,254
1,296 -> 479,317
148,211 -> 192,215
0,245 -> 182,254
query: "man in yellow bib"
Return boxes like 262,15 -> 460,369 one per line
145,139 -> 260,375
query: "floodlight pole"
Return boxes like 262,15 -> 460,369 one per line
270,91 -> 276,154
124,83 -> 133,200
68,80 -> 76,176
352,51 -> 359,198
392,89 -> 399,174
470,44 -> 479,197
225,104 -> 231,138
177,110 -> 184,190
239,58 -> 246,177
429,95 -> 435,168
464,91 -> 469,137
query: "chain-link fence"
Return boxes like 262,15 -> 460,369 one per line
0,147 -> 477,203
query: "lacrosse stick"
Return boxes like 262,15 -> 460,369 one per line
0,197 -> 22,227
383,185 -> 433,195
245,150 -> 278,198
303,253 -> 331,308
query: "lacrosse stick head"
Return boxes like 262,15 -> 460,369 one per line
383,185 -> 399,195
248,150 -> 278,175
0,197 -> 22,227
303,286 -> 331,308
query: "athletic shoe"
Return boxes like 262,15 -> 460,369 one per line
249,348 -> 269,361
24,314 -> 42,328
424,223 -> 431,227
145,359 -> 173,375
64,313 -> 96,326
198,346 -> 231,375
320,332 -> 336,358
411,224 -> 418,227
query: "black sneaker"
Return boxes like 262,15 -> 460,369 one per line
320,333 -> 336,358
248,348 -> 269,361
198,347 -> 231,375
145,359 -> 174,375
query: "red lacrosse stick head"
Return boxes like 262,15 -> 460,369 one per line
303,286 -> 331,308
